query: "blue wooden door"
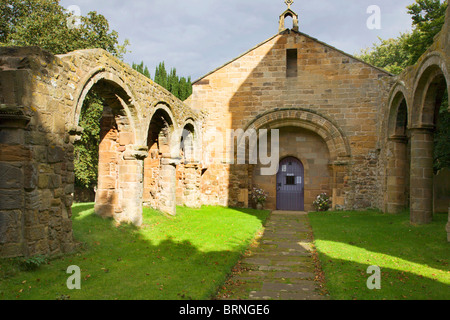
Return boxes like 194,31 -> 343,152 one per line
276,157 -> 304,211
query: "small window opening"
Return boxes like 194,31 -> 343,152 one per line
286,176 -> 296,185
286,49 -> 298,78
284,14 -> 294,29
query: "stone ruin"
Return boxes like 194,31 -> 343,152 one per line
1,6 -> 449,258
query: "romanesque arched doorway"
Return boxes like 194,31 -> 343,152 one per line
386,87 -> 411,214
410,57 -> 450,224
143,105 -> 177,216
244,109 -> 350,212
277,156 -> 304,211
72,72 -> 142,226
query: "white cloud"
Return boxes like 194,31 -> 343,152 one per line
59,0 -> 414,80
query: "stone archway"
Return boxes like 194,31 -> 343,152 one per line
143,104 -> 178,216
0,47 -> 203,258
71,70 -> 144,226
242,108 -> 351,162
385,84 -> 411,214
175,119 -> 202,208
409,55 -> 450,225
241,108 -> 351,211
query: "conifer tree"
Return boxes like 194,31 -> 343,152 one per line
133,60 -> 192,101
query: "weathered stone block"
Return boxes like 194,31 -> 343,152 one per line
47,146 -> 65,164
24,163 -> 38,191
95,203 -> 115,218
25,226 -> 46,241
0,163 -> 22,189
0,128 -> 24,145
38,174 -> 50,189
0,144 -> 31,161
0,211 -> 9,244
49,175 -> 61,189
0,190 -> 23,210
0,243 -> 23,258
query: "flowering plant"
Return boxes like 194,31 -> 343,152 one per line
313,193 -> 332,212
251,187 -> 268,205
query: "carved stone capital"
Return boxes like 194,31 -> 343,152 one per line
124,145 -> 149,160
0,104 -> 31,128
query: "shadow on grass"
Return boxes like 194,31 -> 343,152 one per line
314,253 -> 449,300
226,207 -> 272,225
0,204 -> 271,300
308,210 -> 450,300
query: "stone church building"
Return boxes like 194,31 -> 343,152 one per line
0,5 -> 449,258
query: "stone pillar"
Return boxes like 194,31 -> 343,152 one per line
0,105 -> 31,257
120,146 -> 148,226
410,128 -> 434,224
331,161 -> 349,210
184,163 -> 201,208
95,118 -> 119,219
157,156 -> 179,216
446,207 -> 450,242
386,137 -> 408,213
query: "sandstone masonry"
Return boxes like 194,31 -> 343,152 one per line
1,6 -> 449,258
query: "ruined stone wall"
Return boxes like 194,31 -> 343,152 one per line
187,30 -> 392,210
378,5 -> 450,240
0,47 -> 204,257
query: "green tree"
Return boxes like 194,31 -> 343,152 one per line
0,0 -> 130,191
0,0 -> 129,59
357,33 -> 411,75
358,0 -> 449,172
132,61 -> 151,79
405,0 -> 448,65
154,62 -> 168,90
134,60 -> 192,101
434,93 -> 450,173
357,0 -> 448,73
75,93 -> 103,189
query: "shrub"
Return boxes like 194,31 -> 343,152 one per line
313,193 -> 332,212
251,187 -> 268,205
17,255 -> 48,271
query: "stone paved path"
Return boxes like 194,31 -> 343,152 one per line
218,211 -> 327,300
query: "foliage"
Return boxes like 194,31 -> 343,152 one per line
405,0 -> 448,65
357,34 -> 411,75
0,0 -> 131,191
313,193 -> 332,212
132,61 -> 151,79
74,92 -> 103,189
16,255 -> 48,271
0,204 -> 270,300
0,0 -> 129,59
154,62 -> 193,101
309,210 -> 450,300
357,0 -> 450,171
251,187 -> 268,205
357,0 -> 448,72
434,91 -> 450,173
132,61 -> 193,101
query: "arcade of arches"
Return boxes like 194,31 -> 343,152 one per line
1,6 -> 450,257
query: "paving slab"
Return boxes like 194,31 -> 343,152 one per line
217,211 -> 328,300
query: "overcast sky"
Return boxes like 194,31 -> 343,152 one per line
59,0 -> 415,81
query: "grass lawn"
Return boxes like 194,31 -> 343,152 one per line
0,204 -> 270,300
309,210 -> 450,300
